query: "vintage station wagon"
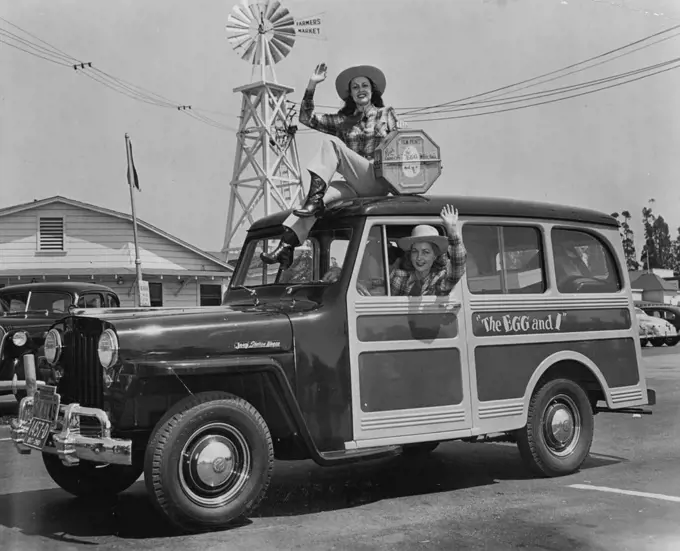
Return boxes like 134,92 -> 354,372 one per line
9,194 -> 655,533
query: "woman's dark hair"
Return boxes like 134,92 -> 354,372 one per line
338,77 -> 385,116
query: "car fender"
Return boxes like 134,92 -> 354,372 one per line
522,350 -> 612,416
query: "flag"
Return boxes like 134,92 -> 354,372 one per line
126,134 -> 140,191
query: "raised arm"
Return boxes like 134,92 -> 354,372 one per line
299,62 -> 343,136
436,204 -> 467,295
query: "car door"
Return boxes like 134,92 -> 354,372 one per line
346,217 -> 472,448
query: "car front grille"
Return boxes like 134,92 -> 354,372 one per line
57,317 -> 104,408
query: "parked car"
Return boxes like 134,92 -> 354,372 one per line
0,282 -> 120,397
8,195 -> 655,533
633,306 -> 678,347
635,301 -> 680,346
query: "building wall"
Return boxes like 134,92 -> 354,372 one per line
97,276 -> 228,308
0,275 -> 229,308
0,203 -> 223,274
0,202 -> 231,308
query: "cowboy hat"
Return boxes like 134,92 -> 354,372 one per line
397,225 -> 449,252
335,65 -> 386,100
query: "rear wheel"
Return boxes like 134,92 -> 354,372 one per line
651,338 -> 665,347
665,336 -> 680,346
517,378 -> 594,477
144,391 -> 274,533
43,452 -> 143,498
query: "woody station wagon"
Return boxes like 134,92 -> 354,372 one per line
9,194 -> 655,533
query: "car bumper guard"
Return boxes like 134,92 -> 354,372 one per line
10,395 -> 133,466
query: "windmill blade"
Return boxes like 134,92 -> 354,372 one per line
241,38 -> 259,63
268,38 -> 287,63
230,5 -> 254,27
272,17 -> 295,32
228,34 -> 253,53
269,7 -> 292,25
270,34 -> 294,58
246,1 -> 264,21
265,0 -> 282,20
271,32 -> 295,48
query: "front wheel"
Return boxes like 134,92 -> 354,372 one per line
43,452 -> 143,498
516,378 -> 594,477
144,391 -> 274,533
665,336 -> 680,346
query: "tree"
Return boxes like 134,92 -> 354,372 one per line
671,227 -> 680,276
611,210 -> 639,271
640,199 -> 673,270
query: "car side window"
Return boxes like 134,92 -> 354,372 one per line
106,293 -> 120,308
551,228 -> 621,293
356,226 -> 388,296
355,223 -> 459,297
462,224 -> 546,295
78,293 -> 103,308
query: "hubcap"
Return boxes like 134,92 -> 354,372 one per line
179,422 -> 252,507
542,394 -> 581,457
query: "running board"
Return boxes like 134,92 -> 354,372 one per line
595,406 -> 653,415
315,445 -> 401,466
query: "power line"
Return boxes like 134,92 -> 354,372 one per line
406,60 -> 680,122
400,55 -> 680,117
401,21 -> 680,116
0,37 -> 72,67
404,29 -> 680,116
286,22 -> 680,124
0,17 -> 239,132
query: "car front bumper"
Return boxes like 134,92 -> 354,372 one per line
10,394 -> 133,466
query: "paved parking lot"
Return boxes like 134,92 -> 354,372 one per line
0,347 -> 678,551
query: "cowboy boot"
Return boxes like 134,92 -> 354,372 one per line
293,173 -> 328,218
260,227 -> 300,269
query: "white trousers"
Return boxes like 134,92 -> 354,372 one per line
284,137 -> 390,243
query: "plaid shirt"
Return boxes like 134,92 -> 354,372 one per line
299,89 -> 399,160
390,234 -> 467,296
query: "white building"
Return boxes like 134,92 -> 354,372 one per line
0,196 -> 232,307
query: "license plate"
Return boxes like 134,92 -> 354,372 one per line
25,386 -> 60,451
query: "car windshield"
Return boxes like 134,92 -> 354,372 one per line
234,229 -> 352,288
0,296 -> 9,313
0,290 -> 73,313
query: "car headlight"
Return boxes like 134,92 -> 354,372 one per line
11,331 -> 28,347
98,329 -> 119,370
44,329 -> 62,365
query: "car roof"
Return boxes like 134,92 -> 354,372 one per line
0,282 -> 115,294
248,194 -> 618,231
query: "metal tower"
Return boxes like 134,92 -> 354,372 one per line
221,0 -> 308,259
221,80 -> 305,258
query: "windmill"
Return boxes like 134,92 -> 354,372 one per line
221,0 -> 324,260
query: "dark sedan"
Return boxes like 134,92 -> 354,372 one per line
0,281 -> 120,396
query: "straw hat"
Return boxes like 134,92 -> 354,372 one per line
335,65 -> 386,100
397,225 -> 449,251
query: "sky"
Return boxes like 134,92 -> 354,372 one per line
1,0 -> 680,259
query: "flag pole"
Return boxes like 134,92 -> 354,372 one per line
125,133 -> 143,307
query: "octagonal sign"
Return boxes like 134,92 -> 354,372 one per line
373,129 -> 442,195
